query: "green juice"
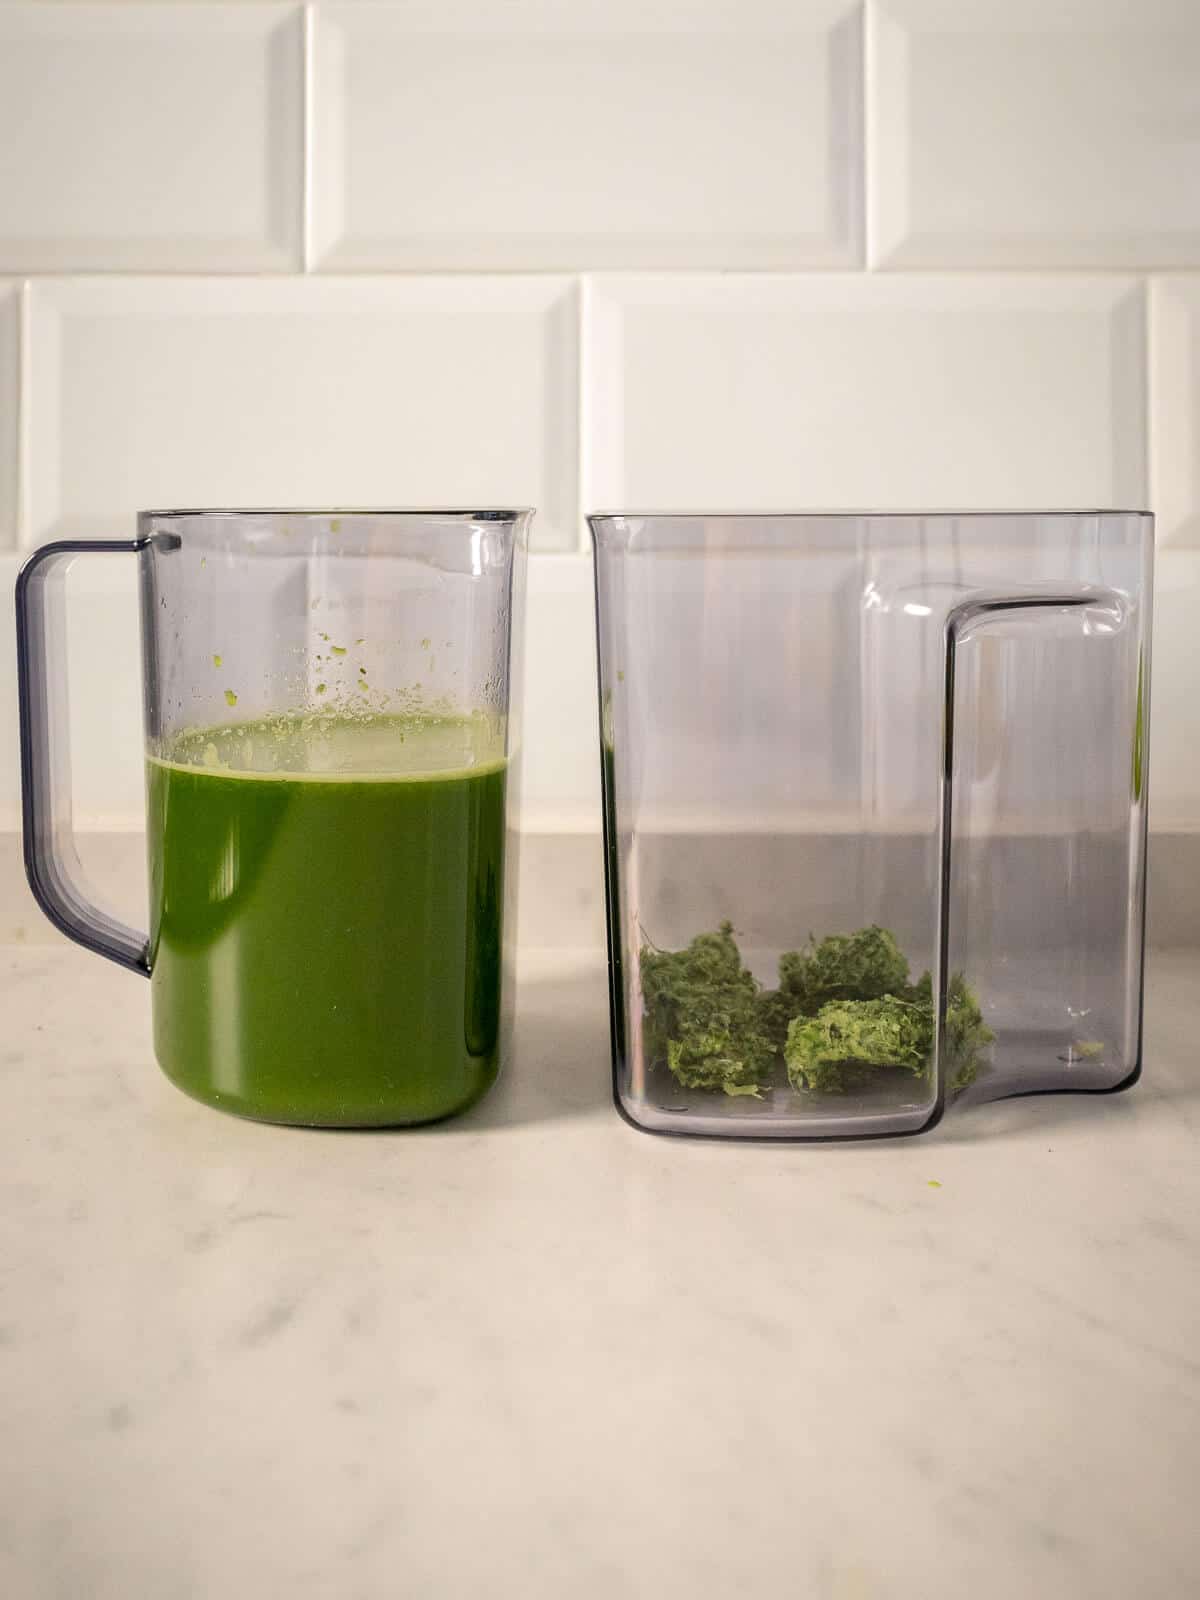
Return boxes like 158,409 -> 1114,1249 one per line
146,714 -> 507,1127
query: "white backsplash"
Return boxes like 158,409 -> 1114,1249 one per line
0,5 -> 304,273
868,0 -> 1200,270
0,0 -> 1197,849
310,0 -> 864,271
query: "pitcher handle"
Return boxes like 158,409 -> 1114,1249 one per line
936,587 -> 1127,1105
15,539 -> 152,975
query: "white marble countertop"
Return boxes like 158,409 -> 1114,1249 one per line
3,944 -> 1199,1599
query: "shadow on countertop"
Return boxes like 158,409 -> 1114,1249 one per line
441,964 -> 615,1134
434,946 -> 1200,1144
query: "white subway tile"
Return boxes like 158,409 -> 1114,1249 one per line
1151,277 -> 1200,547
521,554 -> 600,832
0,283 -> 16,547
312,0 -> 863,271
584,275 -> 1147,513
870,0 -> 1200,269
0,4 -> 303,272
27,277 -> 578,550
1151,549 -> 1200,826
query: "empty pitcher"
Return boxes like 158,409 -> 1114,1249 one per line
590,512 -> 1153,1140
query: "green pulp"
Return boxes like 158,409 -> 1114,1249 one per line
146,714 -> 507,1127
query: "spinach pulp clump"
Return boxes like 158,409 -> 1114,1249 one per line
784,996 -> 931,1094
781,926 -> 910,1014
761,925 -> 912,1056
640,921 -> 993,1099
640,922 -> 775,1097
909,970 -> 993,1093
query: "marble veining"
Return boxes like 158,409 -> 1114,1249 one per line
1,946 -> 1199,1598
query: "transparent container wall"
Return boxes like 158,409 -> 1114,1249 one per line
591,513 -> 1152,1140
945,596 -> 1147,1106
141,511 -> 523,757
140,507 -> 529,1004
137,509 -> 528,1124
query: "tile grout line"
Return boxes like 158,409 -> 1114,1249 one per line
17,278 -> 30,551
0,267 -> 1174,284
861,0 -> 876,271
1145,276 -> 1156,531
576,275 -> 591,554
302,3 -> 316,273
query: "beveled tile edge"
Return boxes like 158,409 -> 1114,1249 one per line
1150,276 -> 1200,548
866,0 -> 1200,272
308,2 -> 346,273
0,280 -> 18,550
302,2 -> 316,273
1108,277 -> 1151,514
578,276 -> 628,522
26,278 -> 61,549
24,273 -> 581,550
309,0 -> 865,273
865,0 -> 909,271
577,278 -> 596,554
829,0 -> 867,270
580,270 -> 1152,515
0,4 -> 305,275
531,275 -> 582,554
263,4 -> 307,273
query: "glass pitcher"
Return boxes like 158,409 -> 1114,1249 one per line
590,512 -> 1153,1140
16,509 -> 529,1127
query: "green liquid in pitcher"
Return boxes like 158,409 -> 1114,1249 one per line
146,713 -> 507,1126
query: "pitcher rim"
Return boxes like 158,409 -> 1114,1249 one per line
586,508 -> 1152,522
138,507 -> 532,523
